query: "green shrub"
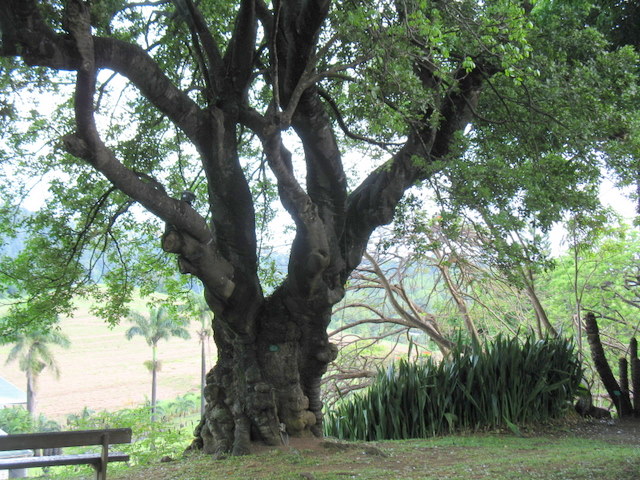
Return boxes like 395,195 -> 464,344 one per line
26,397 -> 200,479
66,404 -> 193,466
0,407 -> 61,434
324,334 -> 582,441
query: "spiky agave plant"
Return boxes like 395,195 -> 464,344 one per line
324,334 -> 582,441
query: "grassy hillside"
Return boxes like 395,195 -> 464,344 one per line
0,297 -> 214,422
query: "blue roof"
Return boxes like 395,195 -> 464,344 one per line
0,377 -> 26,405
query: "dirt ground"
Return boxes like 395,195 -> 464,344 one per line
108,416 -> 640,480
0,305 -> 211,422
549,415 -> 640,445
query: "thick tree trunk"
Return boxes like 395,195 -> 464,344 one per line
0,0 -> 489,458
191,291 -> 337,456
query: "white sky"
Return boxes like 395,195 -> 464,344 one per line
549,178 -> 637,257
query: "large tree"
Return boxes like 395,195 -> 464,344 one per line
0,0 -> 637,455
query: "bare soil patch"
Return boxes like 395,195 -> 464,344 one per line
543,415 -> 640,445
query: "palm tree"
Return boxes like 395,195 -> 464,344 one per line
5,329 -> 71,420
125,306 -> 190,420
189,294 -> 213,416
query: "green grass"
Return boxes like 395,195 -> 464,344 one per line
39,431 -> 640,480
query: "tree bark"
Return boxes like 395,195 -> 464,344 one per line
584,312 -> 633,417
630,337 -> 639,416
190,289 -> 337,456
633,357 -> 640,417
619,357 -> 629,402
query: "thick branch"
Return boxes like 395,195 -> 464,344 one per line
59,3 -> 235,307
178,0 -> 224,96
1,1 -> 206,143
223,0 -> 257,100
242,106 -> 334,299
341,67 -> 486,279
274,0 -> 330,106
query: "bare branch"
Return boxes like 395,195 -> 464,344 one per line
318,88 -> 404,149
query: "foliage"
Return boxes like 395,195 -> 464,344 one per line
5,328 -> 71,376
0,407 -> 61,434
0,0 -> 634,336
532,224 -> 640,410
324,334 -> 582,441
64,399 -> 197,468
542,224 -> 640,356
125,306 -> 191,350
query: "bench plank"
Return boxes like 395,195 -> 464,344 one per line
0,428 -> 132,451
0,452 -> 130,470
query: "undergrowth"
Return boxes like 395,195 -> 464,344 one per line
324,334 -> 582,440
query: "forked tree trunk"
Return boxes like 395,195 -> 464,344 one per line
191,291 -> 337,456
0,0 -> 496,458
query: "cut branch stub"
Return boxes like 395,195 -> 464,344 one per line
161,228 -> 235,308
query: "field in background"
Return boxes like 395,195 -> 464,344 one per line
0,297 -> 215,422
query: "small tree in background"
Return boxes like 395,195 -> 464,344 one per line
125,307 -> 191,420
5,328 -> 70,421
186,294 -> 213,416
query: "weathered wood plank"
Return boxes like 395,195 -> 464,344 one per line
0,452 -> 130,470
0,428 -> 132,450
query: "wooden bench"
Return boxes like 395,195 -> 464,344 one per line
0,428 -> 132,480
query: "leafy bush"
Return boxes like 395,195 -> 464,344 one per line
22,396 -> 200,479
66,403 -> 193,466
324,334 -> 582,441
0,407 -> 61,434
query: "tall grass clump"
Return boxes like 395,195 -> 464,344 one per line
324,334 -> 582,441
